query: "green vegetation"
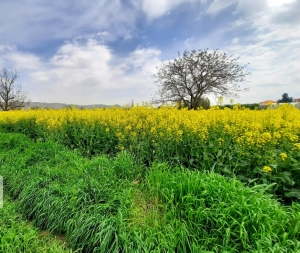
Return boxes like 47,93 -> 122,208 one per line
278,93 -> 293,103
220,103 -> 259,110
1,132 -> 300,252
0,197 -> 70,253
177,97 -> 211,109
2,105 -> 300,203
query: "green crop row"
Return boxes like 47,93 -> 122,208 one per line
1,132 -> 300,252
0,197 -> 71,253
0,133 -> 138,252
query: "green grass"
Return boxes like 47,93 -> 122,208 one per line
1,132 -> 300,252
139,164 -> 300,252
0,133 -> 138,252
0,197 -> 71,253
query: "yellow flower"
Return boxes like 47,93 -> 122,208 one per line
293,143 -> 300,150
279,152 -> 287,161
263,166 -> 272,173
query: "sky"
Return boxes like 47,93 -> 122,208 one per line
0,0 -> 299,106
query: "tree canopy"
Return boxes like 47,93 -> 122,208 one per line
277,93 -> 293,103
151,49 -> 250,109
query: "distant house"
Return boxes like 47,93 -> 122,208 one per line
259,99 -> 300,109
258,100 -> 277,109
259,100 -> 277,105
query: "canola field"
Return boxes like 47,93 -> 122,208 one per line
0,103 -> 300,200
1,104 -> 300,252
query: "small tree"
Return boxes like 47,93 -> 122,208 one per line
152,49 -> 250,109
0,68 -> 30,111
277,93 -> 293,103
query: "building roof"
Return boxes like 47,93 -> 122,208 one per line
259,100 -> 277,105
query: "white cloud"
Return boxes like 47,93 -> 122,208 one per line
141,0 -> 202,20
206,0 -> 237,15
0,0 -> 138,47
232,38 -> 239,43
1,0 -> 299,106
223,0 -> 300,104
236,0 -> 267,15
183,37 -> 195,47
0,44 -> 42,73
177,0 -> 300,104
118,48 -> 161,74
7,52 -> 43,70
267,0 -> 296,7
0,39 -> 162,105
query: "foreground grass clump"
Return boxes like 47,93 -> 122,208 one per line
137,164 -> 300,252
0,133 -> 140,252
0,197 -> 71,253
1,132 -> 300,252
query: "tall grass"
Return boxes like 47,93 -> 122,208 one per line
142,164 -> 300,252
0,197 -> 71,253
0,133 -> 138,252
1,132 -> 300,252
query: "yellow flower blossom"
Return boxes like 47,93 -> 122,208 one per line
293,143 -> 300,150
279,152 -> 288,161
218,138 -> 223,145
263,166 -> 272,173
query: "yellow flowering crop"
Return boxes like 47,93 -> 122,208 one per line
263,166 -> 272,173
293,143 -> 300,150
0,103 -> 299,156
279,152 -> 288,161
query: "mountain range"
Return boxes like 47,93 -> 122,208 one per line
25,102 -> 121,110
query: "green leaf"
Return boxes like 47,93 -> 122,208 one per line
284,189 -> 300,199
270,163 -> 278,169
275,171 -> 294,185
222,167 -> 233,175
239,160 -> 248,167
251,183 -> 277,193
236,175 -> 249,182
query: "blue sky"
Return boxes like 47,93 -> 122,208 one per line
0,0 -> 299,105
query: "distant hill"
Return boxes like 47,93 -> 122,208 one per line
25,102 -> 121,110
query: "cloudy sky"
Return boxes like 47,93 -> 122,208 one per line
0,0 -> 299,105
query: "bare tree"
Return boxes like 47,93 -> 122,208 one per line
152,49 -> 250,109
0,67 -> 30,111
